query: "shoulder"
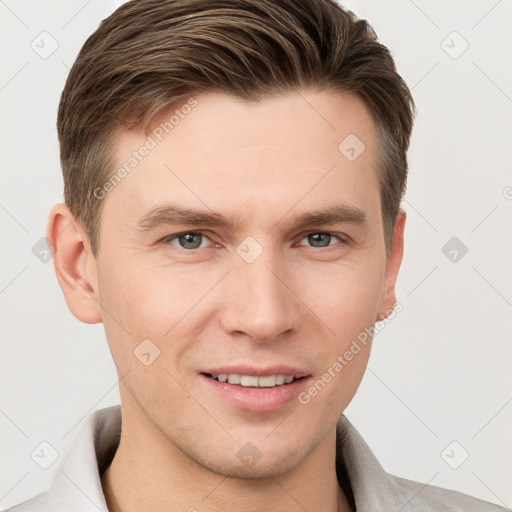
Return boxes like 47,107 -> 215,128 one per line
391,473 -> 510,512
336,414 -> 508,512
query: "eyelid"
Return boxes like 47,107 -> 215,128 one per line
161,230 -> 350,250
161,230 -> 218,248
295,231 -> 349,247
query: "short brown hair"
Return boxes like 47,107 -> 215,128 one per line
58,0 -> 415,256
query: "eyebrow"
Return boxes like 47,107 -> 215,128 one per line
137,202 -> 366,232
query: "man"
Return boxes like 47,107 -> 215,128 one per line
6,0 -> 508,511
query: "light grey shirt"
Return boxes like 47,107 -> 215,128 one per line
6,405 -> 509,511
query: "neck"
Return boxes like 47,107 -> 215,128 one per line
101,403 -> 353,512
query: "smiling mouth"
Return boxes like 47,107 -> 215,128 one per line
203,373 -> 306,388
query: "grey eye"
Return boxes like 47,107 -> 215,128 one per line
167,232 -> 207,249
306,233 -> 333,247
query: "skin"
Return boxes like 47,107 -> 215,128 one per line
48,89 -> 405,512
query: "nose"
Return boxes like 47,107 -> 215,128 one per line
219,246 -> 297,343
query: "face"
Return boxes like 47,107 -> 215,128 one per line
88,89 -> 403,477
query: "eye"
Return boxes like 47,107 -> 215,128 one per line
297,232 -> 345,248
163,231 -> 214,250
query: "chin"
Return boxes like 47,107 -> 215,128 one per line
191,441 -> 309,480
204,456 -> 301,480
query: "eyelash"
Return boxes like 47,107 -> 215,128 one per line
161,230 -> 349,251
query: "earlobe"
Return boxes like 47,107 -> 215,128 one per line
376,209 -> 406,321
46,203 -> 103,324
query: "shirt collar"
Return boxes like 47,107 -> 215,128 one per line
48,405 -> 121,512
335,414 -> 414,511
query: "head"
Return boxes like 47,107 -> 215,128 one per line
49,0 -> 414,480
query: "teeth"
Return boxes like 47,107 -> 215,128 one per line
209,373 -> 297,387
227,374 -> 241,384
276,375 -> 286,385
258,375 -> 277,387
241,375 -> 259,387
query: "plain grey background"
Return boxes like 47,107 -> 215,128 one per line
1,0 -> 511,509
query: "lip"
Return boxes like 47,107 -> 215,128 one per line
200,366 -> 312,412
201,365 -> 309,378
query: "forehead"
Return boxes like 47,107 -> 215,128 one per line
104,90 -> 381,230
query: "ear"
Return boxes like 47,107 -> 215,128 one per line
376,209 -> 406,321
46,203 -> 103,324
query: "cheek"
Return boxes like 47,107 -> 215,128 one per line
100,258 -> 179,325
297,266 -> 382,421
95,259 -> 168,367
96,262 -> 190,403
97,259 -> 216,368
300,259 -> 385,336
